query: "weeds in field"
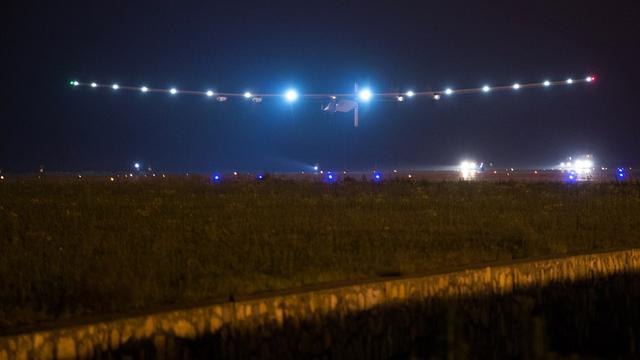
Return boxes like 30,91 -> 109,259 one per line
1,177 -> 639,329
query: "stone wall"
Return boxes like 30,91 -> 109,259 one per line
1,248 -> 639,359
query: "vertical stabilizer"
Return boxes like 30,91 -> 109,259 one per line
354,82 -> 359,127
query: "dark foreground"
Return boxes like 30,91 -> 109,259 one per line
105,272 -> 640,359
1,176 -> 639,330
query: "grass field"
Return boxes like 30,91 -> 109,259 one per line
1,176 -> 639,330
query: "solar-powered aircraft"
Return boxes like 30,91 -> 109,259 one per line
69,75 -> 596,127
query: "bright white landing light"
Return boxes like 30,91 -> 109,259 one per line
445,88 -> 453,95
206,90 -> 214,97
543,80 -> 551,86
90,82 -> 97,88
406,90 -> 415,97
566,78 -> 573,84
482,85 -> 490,92
170,88 -> 177,94
141,86 -> 148,92
244,92 -> 252,98
359,89 -> 372,101
112,84 -> 119,90
513,83 -> 520,90
285,89 -> 298,102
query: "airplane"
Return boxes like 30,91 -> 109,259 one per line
69,76 -> 596,128
322,84 -> 360,127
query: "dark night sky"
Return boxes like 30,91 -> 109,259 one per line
3,1 -> 640,173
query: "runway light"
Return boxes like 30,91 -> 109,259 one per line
406,90 -> 415,97
373,171 -> 383,182
91,82 -> 97,88
141,86 -> 148,92
445,88 -> 453,95
206,90 -> 214,97
256,174 -> 264,181
513,83 -> 520,90
112,84 -> 119,90
285,89 -> 298,102
212,174 -> 221,183
359,88 -> 372,101
244,92 -> 252,98
324,172 -> 337,183
109,177 -> 114,181
482,85 -> 490,92
313,165 -> 319,171
566,78 -> 573,84
170,88 -> 177,94
433,94 -> 441,100
397,96 -> 404,102
134,163 -> 140,170
70,80 -> 79,86
233,171 -> 238,176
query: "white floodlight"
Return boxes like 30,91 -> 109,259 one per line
433,94 -> 441,100
459,160 -> 478,180
397,96 -> 404,102
459,161 -> 477,170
